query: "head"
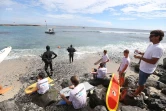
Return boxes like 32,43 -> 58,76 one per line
123,49 -> 129,57
70,45 -> 73,48
149,30 -> 164,43
38,72 -> 45,79
70,76 -> 79,86
99,63 -> 104,68
46,45 -> 50,51
103,50 -> 107,55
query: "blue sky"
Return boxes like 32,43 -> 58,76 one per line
0,0 -> 166,30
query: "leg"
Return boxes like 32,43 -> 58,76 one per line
133,70 -> 150,96
69,55 -> 71,63
50,62 -> 53,76
45,63 -> 50,77
71,55 -> 73,62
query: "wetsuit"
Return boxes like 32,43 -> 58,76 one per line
42,51 -> 57,77
67,47 -> 76,63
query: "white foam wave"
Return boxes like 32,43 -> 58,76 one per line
99,30 -> 149,35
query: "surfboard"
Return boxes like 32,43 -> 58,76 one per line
25,77 -> 53,94
60,82 -> 94,97
0,86 -> 12,95
94,58 -> 102,65
106,73 -> 120,111
0,46 -> 12,63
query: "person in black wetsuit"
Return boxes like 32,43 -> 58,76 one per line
42,45 -> 57,77
67,45 -> 76,63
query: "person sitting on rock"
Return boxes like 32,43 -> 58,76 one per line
37,72 -> 49,94
89,63 -> 109,87
59,76 -> 87,109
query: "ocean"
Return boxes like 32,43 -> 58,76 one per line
0,26 -> 166,61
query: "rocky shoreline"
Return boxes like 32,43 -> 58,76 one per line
0,56 -> 166,111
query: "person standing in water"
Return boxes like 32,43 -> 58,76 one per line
67,45 -> 76,63
42,45 -> 57,77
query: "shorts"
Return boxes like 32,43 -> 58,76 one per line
138,70 -> 150,86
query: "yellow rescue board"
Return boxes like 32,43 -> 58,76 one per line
25,77 -> 53,94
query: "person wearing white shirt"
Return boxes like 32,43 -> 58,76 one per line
118,49 -> 130,87
37,72 -> 49,94
132,30 -> 164,97
101,50 -> 110,67
60,76 -> 87,109
90,63 -> 109,87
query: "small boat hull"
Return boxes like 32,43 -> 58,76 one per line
45,31 -> 55,34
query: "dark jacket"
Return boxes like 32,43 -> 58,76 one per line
42,51 -> 57,63
67,47 -> 76,55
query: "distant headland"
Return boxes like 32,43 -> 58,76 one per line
0,24 -> 40,26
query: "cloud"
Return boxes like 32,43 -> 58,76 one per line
119,17 -> 136,20
6,8 -> 13,11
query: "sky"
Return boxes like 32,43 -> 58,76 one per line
0,0 -> 166,30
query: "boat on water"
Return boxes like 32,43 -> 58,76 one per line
45,28 -> 55,34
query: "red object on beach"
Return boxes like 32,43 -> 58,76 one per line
106,74 -> 120,111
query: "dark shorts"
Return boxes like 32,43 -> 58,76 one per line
138,70 -> 150,86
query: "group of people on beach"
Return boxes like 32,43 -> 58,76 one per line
36,30 -> 164,109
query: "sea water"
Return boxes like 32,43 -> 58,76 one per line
0,26 -> 166,61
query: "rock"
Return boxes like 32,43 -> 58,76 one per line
121,106 -> 147,111
94,105 -> 107,111
143,88 -> 150,97
31,87 -> 59,107
123,75 -> 138,89
134,64 -> 140,73
146,80 -> 166,89
61,79 -> 70,88
120,89 -> 146,108
163,58 -> 166,69
158,74 -> 166,84
146,98 -> 166,111
161,88 -> 166,95
0,100 -> 19,111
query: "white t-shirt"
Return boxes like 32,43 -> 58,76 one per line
37,78 -> 49,94
97,67 -> 107,78
119,57 -> 130,73
140,43 -> 164,74
102,54 -> 109,63
69,83 -> 87,109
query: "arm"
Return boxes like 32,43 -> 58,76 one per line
134,55 -> 159,64
138,52 -> 144,56
119,64 -> 128,74
52,52 -> 57,59
60,94 -> 72,105
91,72 -> 97,74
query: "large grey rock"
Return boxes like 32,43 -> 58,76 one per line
123,75 -> 138,88
94,105 -> 107,111
158,74 -> 166,84
121,106 -> 147,111
161,88 -> 166,95
0,100 -> 19,111
146,80 -> 166,89
31,87 -> 59,107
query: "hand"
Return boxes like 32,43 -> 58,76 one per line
69,85 -> 74,89
134,55 -> 141,59
60,93 -> 65,98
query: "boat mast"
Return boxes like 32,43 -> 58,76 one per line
45,20 -> 47,29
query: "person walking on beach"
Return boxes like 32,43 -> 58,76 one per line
131,30 -> 164,97
42,45 -> 57,77
67,45 -> 76,63
101,50 -> 109,67
59,76 -> 87,109
117,49 -> 130,87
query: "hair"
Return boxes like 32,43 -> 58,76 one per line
70,44 -> 73,47
70,76 -> 79,86
124,49 -> 129,54
150,30 -> 164,41
104,50 -> 107,54
38,72 -> 45,79
100,63 -> 104,67
46,45 -> 50,51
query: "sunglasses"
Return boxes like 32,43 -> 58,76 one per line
149,34 -> 157,38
